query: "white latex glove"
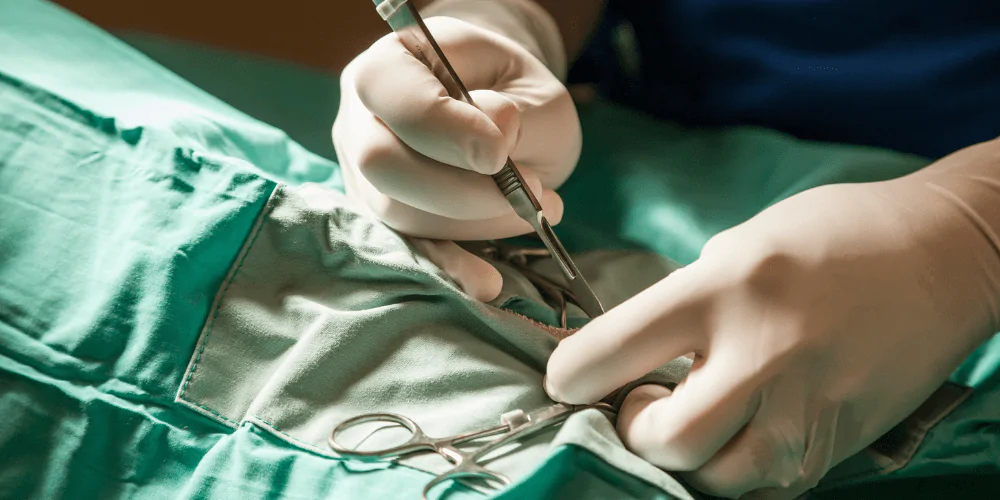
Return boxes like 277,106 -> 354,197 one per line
333,1 -> 579,302
545,139 -> 1000,499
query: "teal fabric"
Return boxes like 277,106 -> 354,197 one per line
500,445 -> 675,500
0,354 -> 457,500
0,1 -> 448,498
1,1 -> 998,499
114,33 -> 342,164
0,0 -> 338,188
0,67 -> 274,402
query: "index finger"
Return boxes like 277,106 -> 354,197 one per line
544,264 -> 710,404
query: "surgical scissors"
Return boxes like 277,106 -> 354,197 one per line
370,0 -> 606,318
329,402 -> 616,499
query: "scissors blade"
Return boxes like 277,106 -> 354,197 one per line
374,0 -> 606,317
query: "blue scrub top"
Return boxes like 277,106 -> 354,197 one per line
569,0 -> 1000,159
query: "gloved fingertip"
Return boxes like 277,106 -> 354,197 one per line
464,127 -> 507,175
471,264 -> 503,302
445,247 -> 502,302
544,345 -> 600,404
475,148 -> 507,176
619,384 -> 672,418
542,364 -> 568,403
617,384 -> 673,453
493,102 -> 521,160
544,374 -> 588,404
539,189 -> 564,225
542,375 -> 556,399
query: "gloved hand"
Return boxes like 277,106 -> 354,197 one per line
333,0 -> 579,302
545,139 -> 1000,499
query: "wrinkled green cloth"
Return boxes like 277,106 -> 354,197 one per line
1,1 -> 998,499
175,181 -> 693,491
0,2 -> 689,498
113,33 -> 342,164
0,1 -> 447,499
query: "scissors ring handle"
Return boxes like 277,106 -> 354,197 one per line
422,464 -> 511,500
328,412 -> 429,459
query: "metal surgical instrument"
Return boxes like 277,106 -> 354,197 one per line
371,0 -> 606,318
329,402 -> 616,499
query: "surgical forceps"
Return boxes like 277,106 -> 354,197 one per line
468,239 -> 588,329
371,0 -> 605,318
329,402 -> 616,499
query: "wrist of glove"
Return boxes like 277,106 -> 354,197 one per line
879,140 -> 1000,346
420,0 -> 568,80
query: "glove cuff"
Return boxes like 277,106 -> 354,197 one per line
420,0 -> 568,81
